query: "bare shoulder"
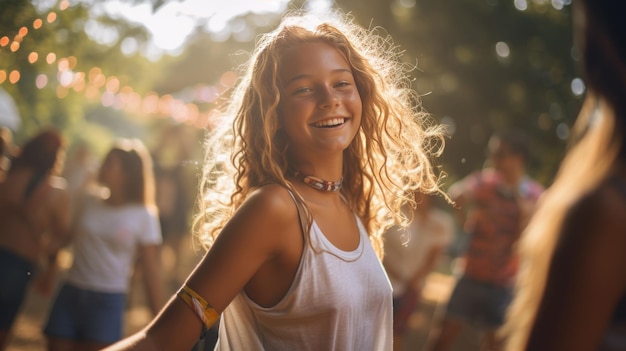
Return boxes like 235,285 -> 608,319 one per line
559,180 -> 626,265
237,184 -> 299,228
567,181 -> 626,234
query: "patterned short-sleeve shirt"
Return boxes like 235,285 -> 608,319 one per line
457,169 -> 544,286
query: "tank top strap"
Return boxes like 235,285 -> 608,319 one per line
284,187 -> 311,244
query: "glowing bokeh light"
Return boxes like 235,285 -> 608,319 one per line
73,73 -> 86,92
556,122 -> 569,140
9,41 -> 20,52
59,71 -> 74,87
0,37 -> 8,47
514,0 -> 528,11
495,41 -> 510,58
570,77 -> 585,96
67,56 -> 78,69
106,77 -> 120,93
33,19 -> 43,29
101,91 -> 115,107
47,12 -> 57,23
36,74 -> 48,89
28,52 -> 39,63
0,71 -> 6,84
9,70 -> 21,84
58,57 -> 70,71
219,71 -> 237,88
46,52 -> 57,64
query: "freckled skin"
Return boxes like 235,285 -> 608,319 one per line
278,42 -> 362,163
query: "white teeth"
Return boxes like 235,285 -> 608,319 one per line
314,118 -> 345,127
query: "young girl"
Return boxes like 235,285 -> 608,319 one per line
105,9 -> 446,351
44,139 -> 163,351
502,0 -> 626,350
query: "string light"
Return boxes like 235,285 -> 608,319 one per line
28,52 -> 38,63
46,52 -> 57,64
46,12 -> 57,24
0,0 -> 228,129
9,70 -> 21,84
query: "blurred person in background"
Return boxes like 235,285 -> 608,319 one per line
43,138 -> 164,351
383,191 -> 454,351
0,126 -> 15,181
62,139 -> 98,199
428,129 -> 544,351
151,124 -> 195,289
0,129 -> 72,350
502,0 -> 626,350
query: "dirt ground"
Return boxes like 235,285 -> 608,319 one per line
6,238 -> 481,351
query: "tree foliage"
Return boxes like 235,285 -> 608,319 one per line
332,0 -> 581,185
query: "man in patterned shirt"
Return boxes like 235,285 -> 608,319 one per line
429,129 -> 544,351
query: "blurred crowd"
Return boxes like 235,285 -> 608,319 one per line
0,124 -> 207,351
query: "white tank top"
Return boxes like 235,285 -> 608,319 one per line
216,194 -> 393,351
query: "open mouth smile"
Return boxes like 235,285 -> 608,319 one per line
312,118 -> 346,128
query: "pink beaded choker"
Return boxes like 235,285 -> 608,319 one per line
293,170 -> 343,192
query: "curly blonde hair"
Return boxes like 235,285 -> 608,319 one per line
193,9 -> 447,257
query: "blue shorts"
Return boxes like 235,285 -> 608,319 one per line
444,275 -> 512,328
44,283 -> 126,343
0,248 -> 35,329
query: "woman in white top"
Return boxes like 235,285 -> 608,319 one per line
104,9 -> 447,351
384,192 -> 454,350
44,139 -> 163,351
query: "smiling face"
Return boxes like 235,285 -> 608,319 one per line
277,41 -> 362,162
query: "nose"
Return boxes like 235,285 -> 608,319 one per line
318,87 -> 340,109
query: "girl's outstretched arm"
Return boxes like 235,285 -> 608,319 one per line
103,185 -> 302,351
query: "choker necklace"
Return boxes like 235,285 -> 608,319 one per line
293,170 -> 343,192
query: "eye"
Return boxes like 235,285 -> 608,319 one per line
293,86 -> 312,95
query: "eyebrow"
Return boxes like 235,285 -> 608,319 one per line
283,68 -> 353,87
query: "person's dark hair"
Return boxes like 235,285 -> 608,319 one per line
493,128 -> 530,162
577,0 -> 626,118
10,129 -> 63,174
103,139 -> 156,206
576,0 -> 626,157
